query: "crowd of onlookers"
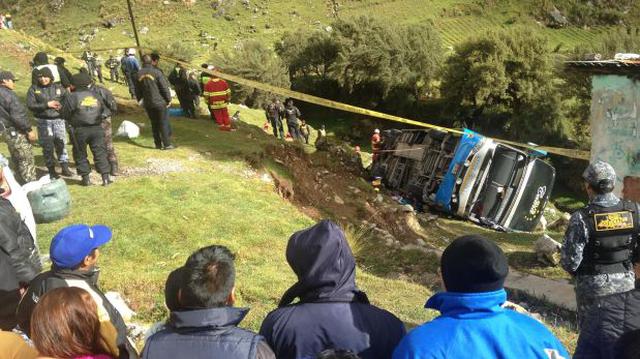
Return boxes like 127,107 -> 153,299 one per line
4,209 -> 639,358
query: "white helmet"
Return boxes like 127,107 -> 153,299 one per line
127,48 -> 136,56
374,129 -> 380,134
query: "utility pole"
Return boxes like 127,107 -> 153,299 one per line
126,0 -> 142,55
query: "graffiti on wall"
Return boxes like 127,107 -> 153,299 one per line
590,75 -> 640,197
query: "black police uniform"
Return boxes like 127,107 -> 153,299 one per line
61,88 -> 110,178
576,200 -> 639,277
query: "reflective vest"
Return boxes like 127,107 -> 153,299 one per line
203,78 -> 230,110
576,200 -> 639,275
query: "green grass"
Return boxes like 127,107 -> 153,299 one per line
7,0 -> 630,59
0,29 -> 580,352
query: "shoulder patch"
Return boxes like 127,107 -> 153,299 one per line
594,211 -> 634,231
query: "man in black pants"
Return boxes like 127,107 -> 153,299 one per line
135,54 -> 174,150
61,72 -> 111,186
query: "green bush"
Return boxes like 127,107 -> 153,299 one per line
441,27 -> 564,143
276,16 -> 443,115
211,40 -> 290,109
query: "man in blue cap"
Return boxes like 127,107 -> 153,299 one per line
17,224 -> 138,359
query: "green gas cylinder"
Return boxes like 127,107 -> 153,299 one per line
27,178 -> 71,223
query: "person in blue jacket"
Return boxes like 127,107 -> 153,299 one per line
393,235 -> 570,359
260,220 -> 406,359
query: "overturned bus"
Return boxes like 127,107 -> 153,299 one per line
372,129 -> 555,232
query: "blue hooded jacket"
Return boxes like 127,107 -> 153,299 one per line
393,290 -> 570,359
259,220 -> 406,359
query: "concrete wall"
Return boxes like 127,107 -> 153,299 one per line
590,75 -> 640,200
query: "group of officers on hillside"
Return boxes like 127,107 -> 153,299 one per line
0,47 -> 234,187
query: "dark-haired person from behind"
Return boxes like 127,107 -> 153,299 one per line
260,220 -> 405,359
142,245 -> 275,359
561,160 -> 639,329
393,235 -> 569,359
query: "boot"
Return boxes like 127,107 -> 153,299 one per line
102,173 -> 112,186
81,175 -> 91,186
60,162 -> 74,177
48,166 -> 60,180
110,161 -> 120,176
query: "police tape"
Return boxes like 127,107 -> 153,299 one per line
5,35 -> 590,161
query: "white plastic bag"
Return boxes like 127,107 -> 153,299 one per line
116,120 -> 140,138
0,156 -> 38,243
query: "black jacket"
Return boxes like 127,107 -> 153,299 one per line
259,220 -> 406,359
61,88 -> 104,127
90,84 -> 117,119
135,64 -> 172,109
0,86 -> 31,134
57,64 -> 73,88
0,198 -> 41,330
574,288 -> 640,359
17,267 -> 139,359
26,83 -> 65,119
0,198 -> 41,285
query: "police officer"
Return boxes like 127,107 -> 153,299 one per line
61,72 -> 111,186
0,71 -> 36,184
561,160 -> 639,329
26,67 -> 73,179
135,54 -> 174,150
105,55 -> 120,83
88,81 -> 119,176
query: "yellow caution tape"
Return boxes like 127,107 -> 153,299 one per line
2,33 -> 590,160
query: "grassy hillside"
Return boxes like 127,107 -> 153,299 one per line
0,28 -> 435,337
0,28 -> 582,350
4,0 -> 634,58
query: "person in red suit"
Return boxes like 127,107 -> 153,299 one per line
203,69 -> 232,131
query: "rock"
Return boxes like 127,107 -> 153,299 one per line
224,14 -> 234,21
333,195 -> 344,205
534,215 -> 547,232
163,0 -> 170,4
401,204 -> 414,213
547,212 -> 571,231
534,234 -> 562,266
241,0 -> 250,6
325,26 -> 333,32
547,6 -> 569,28
139,26 -> 149,35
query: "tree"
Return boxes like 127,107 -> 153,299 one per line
276,16 -> 443,114
212,40 -> 290,109
441,28 -> 564,143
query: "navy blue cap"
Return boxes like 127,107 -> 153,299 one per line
50,224 -> 112,269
